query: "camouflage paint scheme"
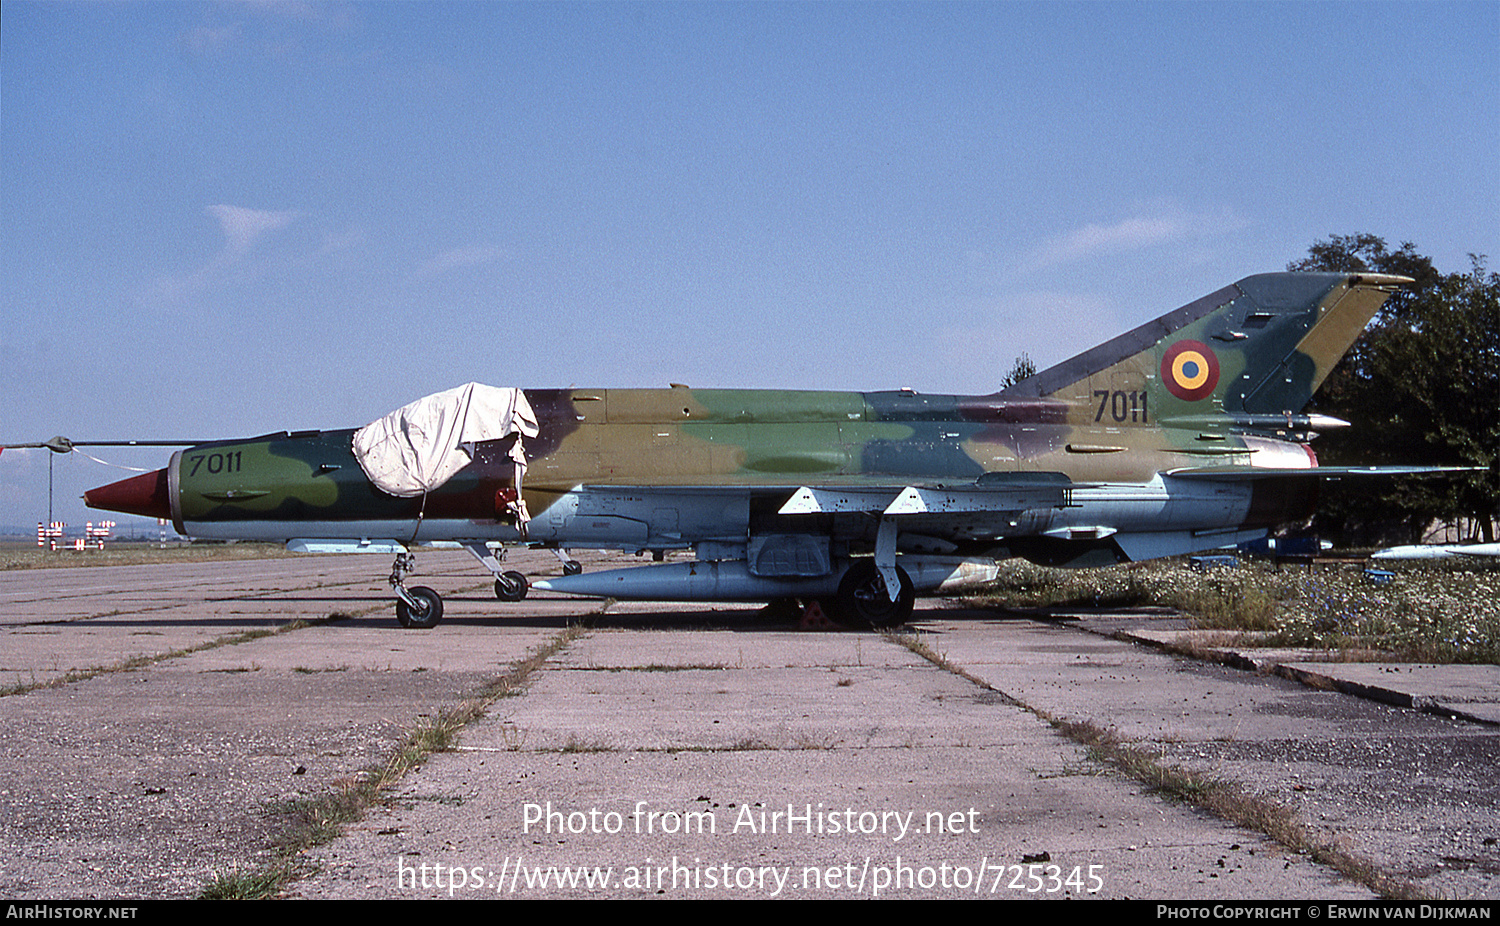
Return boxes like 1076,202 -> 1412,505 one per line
87,272 -> 1409,623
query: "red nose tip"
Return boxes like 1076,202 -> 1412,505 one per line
85,468 -> 172,520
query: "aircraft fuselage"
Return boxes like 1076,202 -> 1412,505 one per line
103,386 -> 1314,571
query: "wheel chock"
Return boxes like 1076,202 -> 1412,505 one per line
799,599 -> 838,631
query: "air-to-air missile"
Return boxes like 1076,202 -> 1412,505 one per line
76,272 -> 1472,629
1371,543 -> 1500,562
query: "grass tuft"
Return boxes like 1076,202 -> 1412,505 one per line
197,625 -> 584,898
891,633 -> 1432,900
967,559 -> 1498,665
3,618 -> 332,698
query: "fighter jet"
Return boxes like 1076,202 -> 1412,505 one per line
81,272 -> 1459,628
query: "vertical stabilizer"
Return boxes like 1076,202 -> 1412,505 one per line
1000,272 -> 1410,419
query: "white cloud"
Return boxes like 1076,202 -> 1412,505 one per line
207,204 -> 300,255
180,1 -> 358,58
414,245 -> 511,279
1032,217 -> 1184,266
181,23 -> 241,56
318,225 -> 367,255
138,205 -> 300,309
1019,206 -> 1248,272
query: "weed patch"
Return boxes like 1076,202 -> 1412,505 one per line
964,559 -> 1498,664
890,632 -> 1430,899
1050,718 -> 1427,900
2,619 -> 322,698
198,625 -> 584,898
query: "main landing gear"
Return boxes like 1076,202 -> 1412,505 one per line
494,571 -> 528,602
461,542 -> 530,603
827,560 -> 914,628
818,518 -> 916,628
488,546 -> 580,602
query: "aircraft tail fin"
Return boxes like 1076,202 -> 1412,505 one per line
1000,272 -> 1410,417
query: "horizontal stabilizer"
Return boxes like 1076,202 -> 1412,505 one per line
1166,465 -> 1483,480
1371,543 -> 1500,561
1160,413 -> 1351,432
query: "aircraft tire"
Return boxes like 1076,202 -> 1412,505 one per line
495,571 -> 529,602
396,586 -> 444,629
833,561 -> 914,629
563,560 -> 583,576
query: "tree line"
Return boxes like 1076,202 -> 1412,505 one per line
1291,234 -> 1497,546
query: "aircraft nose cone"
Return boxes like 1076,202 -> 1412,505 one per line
85,468 -> 172,520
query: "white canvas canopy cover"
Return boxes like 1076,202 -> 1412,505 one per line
352,383 -> 539,498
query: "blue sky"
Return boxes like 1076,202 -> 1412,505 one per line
2,1 -> 1496,532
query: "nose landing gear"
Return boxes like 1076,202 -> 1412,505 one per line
390,552 -> 445,629
396,585 -> 444,629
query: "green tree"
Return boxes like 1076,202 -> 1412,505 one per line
1000,352 -> 1037,390
1291,236 -> 1498,544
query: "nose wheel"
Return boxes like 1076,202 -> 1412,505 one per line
390,552 -> 445,629
396,585 -> 444,629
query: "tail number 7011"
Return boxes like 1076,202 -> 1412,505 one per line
1094,390 -> 1148,424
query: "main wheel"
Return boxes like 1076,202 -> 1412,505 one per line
396,586 -> 444,629
833,561 -> 914,628
495,571 -> 529,602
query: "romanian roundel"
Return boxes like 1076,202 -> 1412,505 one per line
1160,340 -> 1220,401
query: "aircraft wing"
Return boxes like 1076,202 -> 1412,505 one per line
775,478 -> 1071,517
575,472 -> 1078,518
